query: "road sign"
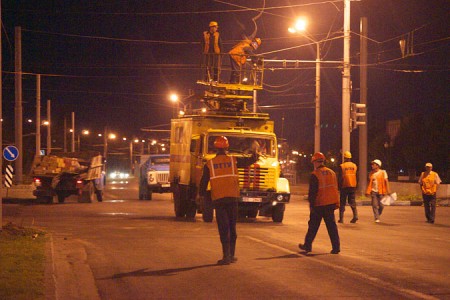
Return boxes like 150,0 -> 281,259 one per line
3,146 -> 19,161
5,165 -> 13,188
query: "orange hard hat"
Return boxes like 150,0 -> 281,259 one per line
209,21 -> 218,27
343,151 -> 352,159
214,136 -> 229,149
254,38 -> 261,46
311,152 -> 326,163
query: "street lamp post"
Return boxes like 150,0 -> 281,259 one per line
289,19 -> 321,153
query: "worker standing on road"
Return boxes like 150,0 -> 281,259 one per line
366,159 -> 390,223
338,151 -> 358,223
299,152 -> 340,255
418,163 -> 442,224
229,38 -> 261,84
199,136 -> 259,265
201,21 -> 223,82
94,171 -> 105,202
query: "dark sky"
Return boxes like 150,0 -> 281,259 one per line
2,0 -> 449,153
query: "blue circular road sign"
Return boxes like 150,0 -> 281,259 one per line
3,146 -> 19,161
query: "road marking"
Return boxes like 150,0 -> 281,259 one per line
244,236 -> 438,300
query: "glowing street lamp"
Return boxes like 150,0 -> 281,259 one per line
289,17 -> 321,153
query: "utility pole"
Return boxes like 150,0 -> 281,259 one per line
15,26 -> 23,183
314,42 -> 321,153
36,75 -> 41,157
47,100 -> 51,155
1,0 -> 3,229
103,126 -> 108,175
359,17 -> 368,195
71,112 -> 75,152
342,0 -> 351,160
63,117 -> 67,152
253,90 -> 257,113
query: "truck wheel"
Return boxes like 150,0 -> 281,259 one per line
79,182 -> 95,203
37,196 -> 53,204
173,184 -> 186,217
57,192 -> 66,203
186,201 -> 197,219
272,204 -> 285,223
145,188 -> 153,201
202,195 -> 213,222
139,180 -> 148,200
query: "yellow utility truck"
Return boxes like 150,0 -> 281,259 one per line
169,74 -> 290,222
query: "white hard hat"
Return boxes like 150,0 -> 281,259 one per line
371,159 -> 382,167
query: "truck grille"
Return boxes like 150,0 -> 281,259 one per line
157,172 -> 170,184
239,165 -> 275,190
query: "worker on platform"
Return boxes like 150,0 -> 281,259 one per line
229,38 -> 261,84
199,136 -> 259,265
201,21 -> 223,82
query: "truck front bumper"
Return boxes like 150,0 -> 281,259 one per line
240,190 -> 290,205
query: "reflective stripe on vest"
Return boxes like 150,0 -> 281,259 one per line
421,171 -> 437,195
208,155 -> 240,200
312,167 -> 339,206
340,161 -> 357,188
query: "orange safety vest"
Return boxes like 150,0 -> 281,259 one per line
420,171 -> 438,195
340,161 -> 357,188
312,167 -> 339,207
229,40 -> 252,66
206,155 -> 240,201
203,31 -> 221,54
366,170 -> 388,194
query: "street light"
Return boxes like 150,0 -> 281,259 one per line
289,18 -> 321,153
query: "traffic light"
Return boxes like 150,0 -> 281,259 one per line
350,103 -> 366,130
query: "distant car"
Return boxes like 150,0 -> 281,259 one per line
109,171 -> 130,180
139,154 -> 171,200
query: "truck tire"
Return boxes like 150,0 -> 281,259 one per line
272,204 -> 285,223
146,189 -> 153,201
79,181 -> 95,203
37,196 -> 53,204
186,201 -> 197,219
202,195 -> 213,222
56,192 -> 66,203
173,184 -> 187,218
139,179 -> 148,200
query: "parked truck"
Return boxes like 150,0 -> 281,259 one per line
138,154 -> 171,200
32,151 -> 103,203
169,61 -> 290,222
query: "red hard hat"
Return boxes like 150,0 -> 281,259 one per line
311,152 -> 326,163
214,136 -> 229,149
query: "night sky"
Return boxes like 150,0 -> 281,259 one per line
2,0 -> 449,154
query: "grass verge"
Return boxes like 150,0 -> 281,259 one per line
0,222 -> 46,300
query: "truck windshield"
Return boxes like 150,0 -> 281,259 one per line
207,135 -> 275,157
151,157 -> 170,165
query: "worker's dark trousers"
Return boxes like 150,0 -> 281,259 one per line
214,201 -> 238,258
422,194 -> 436,222
304,204 -> 340,252
339,188 -> 357,220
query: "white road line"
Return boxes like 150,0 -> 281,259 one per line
244,236 -> 438,300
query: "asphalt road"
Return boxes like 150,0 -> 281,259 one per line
3,178 -> 450,300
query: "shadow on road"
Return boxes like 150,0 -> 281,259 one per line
105,263 -> 218,279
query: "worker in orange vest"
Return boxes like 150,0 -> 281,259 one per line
299,152 -> 340,254
418,162 -> 442,224
338,151 -> 358,223
199,136 -> 259,265
229,38 -> 261,84
366,159 -> 390,223
201,21 -> 223,82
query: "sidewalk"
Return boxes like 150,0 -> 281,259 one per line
289,184 -> 449,206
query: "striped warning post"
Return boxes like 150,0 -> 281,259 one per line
5,165 -> 13,188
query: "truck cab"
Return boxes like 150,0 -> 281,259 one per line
139,154 -> 171,200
